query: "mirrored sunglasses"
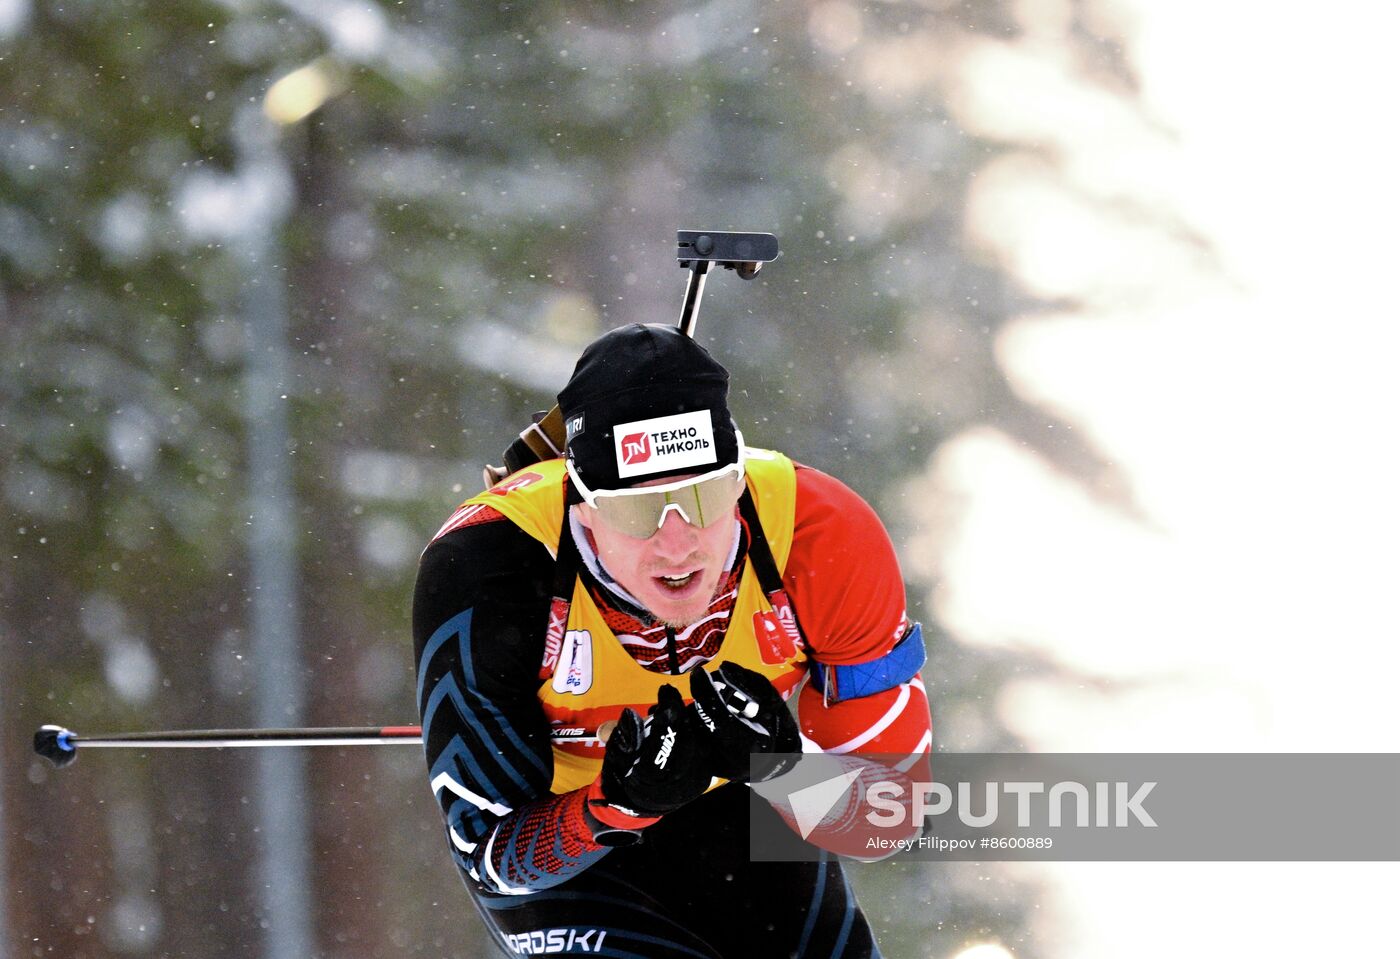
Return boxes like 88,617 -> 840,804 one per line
567,454 -> 747,540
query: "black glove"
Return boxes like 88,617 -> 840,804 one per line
689,661 -> 802,782
595,684 -> 713,819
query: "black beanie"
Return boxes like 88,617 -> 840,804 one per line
558,324 -> 739,491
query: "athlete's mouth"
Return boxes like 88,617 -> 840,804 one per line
654,571 -> 699,591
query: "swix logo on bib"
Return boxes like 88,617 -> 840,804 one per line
613,410 -> 717,479
551,630 -> 593,695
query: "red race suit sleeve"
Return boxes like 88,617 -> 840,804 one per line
786,465 -> 932,759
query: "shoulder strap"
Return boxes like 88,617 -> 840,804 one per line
738,488 -> 811,656
538,488 -> 583,680
737,488 -> 784,593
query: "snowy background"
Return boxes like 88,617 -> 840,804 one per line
3,1 -> 1397,957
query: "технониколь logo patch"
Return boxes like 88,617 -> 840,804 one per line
612,410 -> 717,479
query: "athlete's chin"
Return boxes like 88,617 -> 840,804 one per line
657,609 -> 707,630
643,596 -> 710,629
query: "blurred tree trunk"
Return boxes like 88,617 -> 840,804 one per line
292,118 -> 395,959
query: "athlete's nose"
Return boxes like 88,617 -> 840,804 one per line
649,507 -> 700,562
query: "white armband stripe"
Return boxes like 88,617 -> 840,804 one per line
448,825 -> 477,854
825,682 -> 912,754
895,731 -> 934,771
431,771 -> 513,818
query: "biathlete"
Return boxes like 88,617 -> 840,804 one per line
413,323 -> 931,957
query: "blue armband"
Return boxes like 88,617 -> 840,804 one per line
808,622 -> 926,705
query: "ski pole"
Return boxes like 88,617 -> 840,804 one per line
33,722 -> 599,768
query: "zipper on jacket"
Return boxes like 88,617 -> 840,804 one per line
665,626 -> 680,674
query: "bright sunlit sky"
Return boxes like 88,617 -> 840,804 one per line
902,1 -> 1400,955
